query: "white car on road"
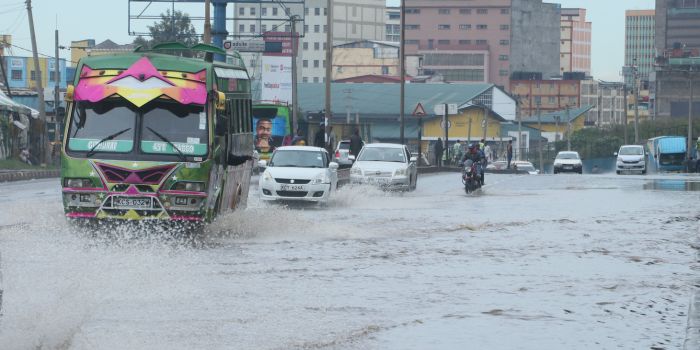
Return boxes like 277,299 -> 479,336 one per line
553,151 -> 583,174
350,143 -> 418,191
615,145 -> 646,175
258,146 -> 339,202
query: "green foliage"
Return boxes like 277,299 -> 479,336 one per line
0,159 -> 57,170
132,10 -> 199,56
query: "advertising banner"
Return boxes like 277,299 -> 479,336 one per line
260,56 -> 292,104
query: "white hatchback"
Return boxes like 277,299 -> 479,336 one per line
615,145 -> 646,175
350,143 -> 418,191
258,146 -> 339,202
553,151 -> 583,174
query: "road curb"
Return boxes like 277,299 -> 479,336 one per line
0,170 -> 60,183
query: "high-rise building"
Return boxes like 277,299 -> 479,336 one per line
385,7 -> 400,42
231,0 -> 386,88
655,0 -> 700,54
624,10 -> 655,86
560,8 -> 591,75
403,0 -> 560,88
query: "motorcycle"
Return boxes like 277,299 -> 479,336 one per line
461,159 -> 482,194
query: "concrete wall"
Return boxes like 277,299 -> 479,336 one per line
510,0 -> 561,82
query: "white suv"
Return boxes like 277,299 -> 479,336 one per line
553,151 -> 583,174
615,145 -> 646,175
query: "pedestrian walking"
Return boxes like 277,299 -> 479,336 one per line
326,126 -> 337,155
506,140 -> 513,169
435,138 -> 444,168
484,143 -> 493,163
349,128 -> 363,158
314,123 -> 325,148
452,140 -> 462,166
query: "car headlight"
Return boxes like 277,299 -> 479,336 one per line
64,178 -> 94,188
171,181 -> 206,192
312,173 -> 329,185
350,167 -> 362,175
262,170 -> 273,182
394,168 -> 407,176
617,157 -> 623,163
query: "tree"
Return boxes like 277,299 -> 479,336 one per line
133,10 -> 199,55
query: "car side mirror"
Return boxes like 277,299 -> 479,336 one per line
348,155 -> 356,161
410,156 -> 417,162
613,152 -> 618,156
257,160 -> 267,168
329,162 -> 339,170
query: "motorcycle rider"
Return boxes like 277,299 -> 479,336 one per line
460,143 -> 485,185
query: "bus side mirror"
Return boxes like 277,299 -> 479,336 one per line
64,85 -> 74,102
215,91 -> 226,111
215,116 -> 227,136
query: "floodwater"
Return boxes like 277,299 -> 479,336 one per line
0,173 -> 698,349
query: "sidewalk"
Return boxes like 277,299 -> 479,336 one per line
0,169 -> 60,183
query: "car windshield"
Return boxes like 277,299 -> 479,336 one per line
619,147 -> 643,155
556,153 -> 579,159
518,164 -> 536,171
67,100 -> 136,154
357,147 -> 406,162
140,101 -> 208,156
338,142 -> 350,150
270,150 -> 326,168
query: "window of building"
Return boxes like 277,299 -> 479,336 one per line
261,24 -> 267,32
406,24 -> 420,30
438,39 -> 450,45
569,96 -> 577,104
459,24 -> 471,30
476,39 -> 487,45
315,7 -> 320,15
313,77 -> 319,83
239,24 -> 245,32
323,60 -> 326,68
250,7 -> 256,15
30,70 -> 36,81
239,7 -> 244,16
314,42 -> 320,50
250,24 -> 256,33
304,25 -> 309,33
352,23 -> 357,34
438,24 -> 451,30
324,7 -> 327,15
323,42 -> 327,50
314,25 -> 320,33
285,25 -> 290,32
314,60 -> 319,68
381,66 -> 389,75
323,25 -> 327,33
500,39 -> 509,45
476,24 -> 487,30
303,60 -> 308,67
405,8 -> 420,14
304,7 -> 309,15
285,8 -> 290,15
499,69 -> 509,76
272,7 -> 278,15
262,7 -> 267,16
302,77 -> 308,83
438,8 -> 450,15
548,96 -> 556,103
352,6 -> 357,16
460,8 -> 471,14
11,70 -> 21,80
477,8 -> 488,14
499,54 -> 509,61
405,39 -> 419,45
501,8 -> 509,14
459,39 -> 472,45
428,39 -> 434,49
303,42 -> 309,50
500,24 -> 510,30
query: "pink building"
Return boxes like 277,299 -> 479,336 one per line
403,0 -> 561,88
560,8 -> 592,75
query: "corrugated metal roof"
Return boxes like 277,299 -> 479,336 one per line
297,83 -> 493,117
657,137 -> 686,153
521,105 -> 594,124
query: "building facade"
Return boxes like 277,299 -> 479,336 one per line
655,0 -> 700,55
625,10 -> 655,86
70,39 -> 136,65
231,0 -> 386,86
509,79 -> 582,117
560,8 -> 592,75
580,80 -> 626,126
1,56 -> 67,91
651,57 -> 700,119
402,0 -> 560,88
385,6 -> 400,42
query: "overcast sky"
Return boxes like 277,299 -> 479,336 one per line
0,0 -> 654,81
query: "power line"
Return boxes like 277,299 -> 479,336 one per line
5,42 -> 78,65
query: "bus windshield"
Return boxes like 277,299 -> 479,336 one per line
67,100 -> 136,154
140,101 -> 208,156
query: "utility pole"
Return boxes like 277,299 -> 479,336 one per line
290,15 -> 299,133
443,103 -> 449,163
203,0 -> 211,43
0,48 -> 11,98
467,114 -> 472,144
517,97 -> 522,160
623,84 -> 629,144
54,29 -> 60,144
26,0 -> 47,164
399,0 -> 406,145
633,60 -> 639,144
566,105 -> 571,151
537,99 -> 543,174
554,116 -> 560,144
482,103 -> 488,141
324,0 -> 332,149
688,69 -> 694,161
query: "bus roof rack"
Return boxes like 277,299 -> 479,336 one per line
135,42 -> 227,56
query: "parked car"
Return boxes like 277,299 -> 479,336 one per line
485,160 -> 508,171
334,139 -> 364,167
553,151 -> 583,174
350,143 -> 418,191
258,146 -> 338,203
512,161 -> 540,174
615,145 -> 646,175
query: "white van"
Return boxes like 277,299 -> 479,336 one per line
615,145 -> 646,174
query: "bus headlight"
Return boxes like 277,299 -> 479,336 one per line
64,178 -> 94,188
171,181 -> 206,192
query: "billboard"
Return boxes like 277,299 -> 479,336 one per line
260,56 -> 292,104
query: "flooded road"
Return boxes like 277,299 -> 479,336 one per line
0,173 -> 698,349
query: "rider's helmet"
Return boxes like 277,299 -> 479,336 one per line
468,143 -> 475,150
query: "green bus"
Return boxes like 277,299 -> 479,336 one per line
61,43 -> 254,223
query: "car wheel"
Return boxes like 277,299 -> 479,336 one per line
553,170 -> 558,174
578,170 -> 583,174
641,170 -> 646,175
616,171 -> 620,175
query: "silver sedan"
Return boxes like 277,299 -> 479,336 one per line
349,143 -> 418,191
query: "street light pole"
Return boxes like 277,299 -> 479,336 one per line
291,15 -> 299,133
324,0 -> 332,150
399,0 -> 406,144
566,105 -> 571,151
537,99 -> 543,173
633,59 -> 640,144
688,69 -> 694,161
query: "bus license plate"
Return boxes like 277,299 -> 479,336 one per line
113,197 -> 151,209
280,184 -> 306,191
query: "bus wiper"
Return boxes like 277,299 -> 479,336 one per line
86,128 -> 131,158
146,127 -> 186,162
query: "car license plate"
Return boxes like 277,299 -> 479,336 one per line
369,177 -> 389,184
564,165 -> 573,169
112,197 -> 151,208
280,184 -> 306,191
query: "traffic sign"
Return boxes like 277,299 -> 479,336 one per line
413,102 -> 426,116
434,103 -> 458,115
224,40 -> 265,52
440,120 -> 452,129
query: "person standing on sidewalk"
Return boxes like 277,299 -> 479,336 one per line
435,138 -> 444,168
349,128 -> 363,158
506,140 -> 513,169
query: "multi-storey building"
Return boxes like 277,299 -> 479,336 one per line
580,80 -> 626,126
1,56 -> 67,91
385,7 -> 400,42
509,78 -> 582,117
231,0 -> 386,86
560,8 -> 592,75
70,39 -> 136,66
625,10 -> 655,86
655,0 -> 700,54
403,0 -> 560,88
